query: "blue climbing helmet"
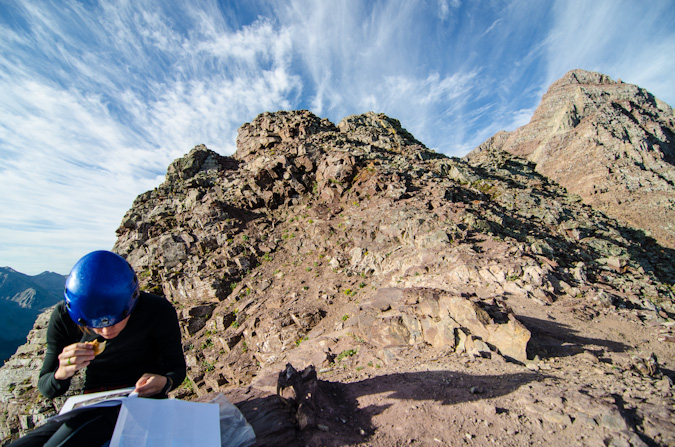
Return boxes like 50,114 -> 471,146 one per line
64,250 -> 140,328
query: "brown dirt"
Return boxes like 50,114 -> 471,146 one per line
276,293 -> 675,447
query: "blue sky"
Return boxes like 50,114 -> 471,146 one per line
1,0 -> 674,275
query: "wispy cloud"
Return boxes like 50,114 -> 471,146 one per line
436,0 -> 460,21
545,0 -> 675,105
0,0 -> 299,274
0,0 -> 673,274
480,18 -> 503,37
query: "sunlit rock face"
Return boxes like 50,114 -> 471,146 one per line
469,69 -> 675,249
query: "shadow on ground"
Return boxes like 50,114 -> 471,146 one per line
299,369 -> 540,447
215,367 -> 540,447
518,315 -> 630,359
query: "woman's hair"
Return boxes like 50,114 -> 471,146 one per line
78,325 -> 94,335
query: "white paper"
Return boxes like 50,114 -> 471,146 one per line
110,398 -> 221,447
48,387 -> 137,423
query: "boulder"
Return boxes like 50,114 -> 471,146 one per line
358,288 -> 531,362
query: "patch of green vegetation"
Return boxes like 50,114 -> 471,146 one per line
335,349 -> 357,362
348,332 -> 365,343
282,231 -> 297,240
180,377 -> 195,393
471,180 -> 493,194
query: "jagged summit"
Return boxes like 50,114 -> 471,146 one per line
2,76 -> 675,445
468,69 -> 675,249
234,110 -> 430,165
164,144 -> 233,184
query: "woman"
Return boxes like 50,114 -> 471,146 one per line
10,250 -> 186,446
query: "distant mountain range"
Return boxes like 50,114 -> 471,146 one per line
0,267 -> 65,364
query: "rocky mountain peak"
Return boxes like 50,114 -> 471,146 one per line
531,69 -> 673,132
554,68 -> 615,87
164,144 -> 232,184
336,111 -> 427,151
469,69 -> 675,249
234,110 -> 336,162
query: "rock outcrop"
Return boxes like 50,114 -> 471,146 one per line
468,69 -> 675,249
2,75 -> 675,446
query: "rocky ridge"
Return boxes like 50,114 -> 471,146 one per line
1,72 -> 675,446
468,69 -> 675,250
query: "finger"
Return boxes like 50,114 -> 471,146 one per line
60,351 -> 94,366
135,375 -> 154,392
69,344 -> 95,356
68,360 -> 90,372
60,343 -> 94,359
135,373 -> 151,386
136,384 -> 161,397
135,375 -> 165,396
59,349 -> 94,358
59,355 -> 94,368
72,344 -> 95,355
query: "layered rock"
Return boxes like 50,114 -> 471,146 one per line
357,287 -> 531,362
468,69 -> 675,249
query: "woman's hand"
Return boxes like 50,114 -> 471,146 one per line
54,343 -> 95,380
134,373 -> 168,397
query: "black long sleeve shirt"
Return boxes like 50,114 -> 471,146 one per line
38,292 -> 186,399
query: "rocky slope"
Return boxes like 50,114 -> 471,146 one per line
2,72 -> 675,446
468,69 -> 675,250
